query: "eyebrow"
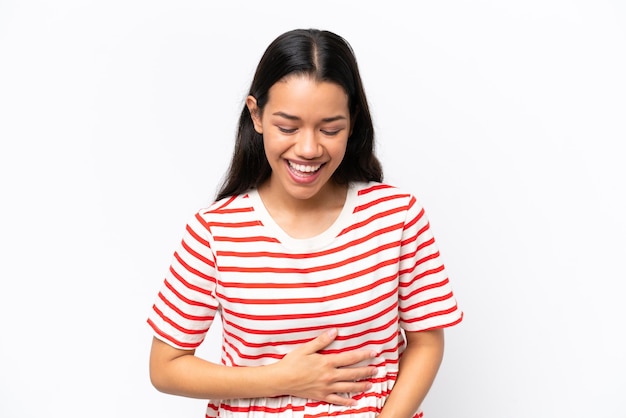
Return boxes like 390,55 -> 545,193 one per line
271,111 -> 347,123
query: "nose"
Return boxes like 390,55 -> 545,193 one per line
294,129 -> 323,159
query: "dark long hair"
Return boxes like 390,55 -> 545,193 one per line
216,28 -> 382,201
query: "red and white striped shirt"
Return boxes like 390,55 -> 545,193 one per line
148,181 -> 462,418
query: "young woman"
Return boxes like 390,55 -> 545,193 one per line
147,28 -> 463,418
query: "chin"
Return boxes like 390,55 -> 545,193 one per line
290,190 -> 320,201
285,184 -> 324,201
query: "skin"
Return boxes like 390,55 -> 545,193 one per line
246,74 -> 351,238
377,329 -> 445,418
149,329 -> 377,405
150,74 -> 446,416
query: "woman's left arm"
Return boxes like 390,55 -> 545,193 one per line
377,328 -> 445,418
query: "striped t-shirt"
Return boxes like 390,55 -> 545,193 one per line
147,181 -> 462,418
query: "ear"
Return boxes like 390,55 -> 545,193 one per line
246,96 -> 263,134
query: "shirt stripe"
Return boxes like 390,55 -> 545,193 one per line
147,181 -> 462,418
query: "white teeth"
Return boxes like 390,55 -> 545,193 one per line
288,161 -> 322,173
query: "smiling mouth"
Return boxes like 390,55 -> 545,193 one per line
287,161 -> 323,176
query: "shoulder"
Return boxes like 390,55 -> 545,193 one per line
197,191 -> 254,216
189,191 -> 257,229
352,181 -> 421,208
347,182 -> 427,226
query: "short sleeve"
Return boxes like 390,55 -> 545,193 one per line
147,211 -> 220,349
397,196 -> 463,331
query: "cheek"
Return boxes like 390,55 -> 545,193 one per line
332,139 -> 349,160
262,134 -> 285,160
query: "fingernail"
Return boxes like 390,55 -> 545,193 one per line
327,328 -> 337,337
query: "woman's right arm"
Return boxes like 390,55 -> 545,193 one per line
149,328 -> 377,406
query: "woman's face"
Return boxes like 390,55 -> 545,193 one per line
247,75 -> 351,204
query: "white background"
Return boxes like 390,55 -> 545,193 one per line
1,1 -> 625,417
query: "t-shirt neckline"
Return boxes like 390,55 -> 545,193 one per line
247,183 -> 358,252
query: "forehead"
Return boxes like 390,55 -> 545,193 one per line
265,75 -> 349,117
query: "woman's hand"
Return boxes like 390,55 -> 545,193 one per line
149,329 -> 377,405
269,328 -> 378,406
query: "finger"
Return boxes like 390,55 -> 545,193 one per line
324,393 -> 358,407
299,328 -> 338,354
329,349 -> 377,368
335,365 -> 378,382
331,380 -> 374,395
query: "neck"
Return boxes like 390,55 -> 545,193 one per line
256,180 -> 349,239
258,180 -> 348,214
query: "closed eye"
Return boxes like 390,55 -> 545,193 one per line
278,126 -> 297,134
